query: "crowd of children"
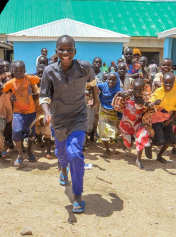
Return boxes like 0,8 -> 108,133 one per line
0,40 -> 176,212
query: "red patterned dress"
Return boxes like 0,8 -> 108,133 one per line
120,98 -> 150,152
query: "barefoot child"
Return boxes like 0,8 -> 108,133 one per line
97,72 -> 123,157
2,60 -> 40,167
150,72 -> 176,163
113,79 -> 152,169
40,35 -> 99,213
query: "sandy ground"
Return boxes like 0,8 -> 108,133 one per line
0,139 -> 176,237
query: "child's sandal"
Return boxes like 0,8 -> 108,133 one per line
29,154 -> 37,162
46,154 -> 53,159
1,150 -> 9,158
14,156 -> 24,167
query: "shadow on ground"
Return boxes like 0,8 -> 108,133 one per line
64,185 -> 123,224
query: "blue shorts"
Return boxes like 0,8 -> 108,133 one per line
12,113 -> 36,142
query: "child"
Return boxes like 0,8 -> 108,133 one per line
0,62 -> 13,151
92,57 -> 104,84
2,60 -> 40,167
40,35 -> 98,213
32,64 -> 53,158
150,72 -> 176,163
108,61 -> 117,73
2,60 -> 10,72
102,72 -> 108,82
97,72 -> 123,157
152,58 -> 173,92
117,62 -> 134,90
148,60 -> 158,81
90,57 -> 103,142
117,58 -> 124,66
139,56 -> 149,79
139,56 -> 152,93
0,83 -> 11,157
124,48 -> 140,79
101,62 -> 108,72
0,61 -> 12,83
36,48 -> 48,66
113,79 -> 153,169
132,47 -> 142,63
37,55 -> 48,66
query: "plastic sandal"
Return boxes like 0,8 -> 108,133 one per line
29,154 -> 37,162
46,154 -> 53,159
14,157 -> 24,167
59,167 -> 69,186
72,201 -> 85,213
1,150 -> 9,158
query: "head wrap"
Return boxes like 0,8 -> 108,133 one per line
98,72 -> 122,109
107,72 -> 121,91
133,48 -> 142,56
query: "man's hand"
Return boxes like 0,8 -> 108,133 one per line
88,99 -> 99,109
43,114 -> 52,126
87,99 -> 93,108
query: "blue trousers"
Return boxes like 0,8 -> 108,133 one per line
55,131 -> 85,195
12,113 -> 36,142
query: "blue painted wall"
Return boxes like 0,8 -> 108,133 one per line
171,38 -> 176,65
14,41 -> 123,73
163,37 -> 176,65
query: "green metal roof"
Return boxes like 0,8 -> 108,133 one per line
0,0 -> 176,37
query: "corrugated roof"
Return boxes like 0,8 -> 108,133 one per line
7,18 -> 129,41
0,0 -> 176,37
158,27 -> 176,38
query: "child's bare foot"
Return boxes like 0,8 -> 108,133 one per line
135,159 -> 144,169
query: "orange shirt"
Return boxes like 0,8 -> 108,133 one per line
3,75 -> 40,114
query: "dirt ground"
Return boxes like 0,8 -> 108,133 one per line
0,139 -> 176,237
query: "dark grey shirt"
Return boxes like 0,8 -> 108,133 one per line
39,60 -> 95,142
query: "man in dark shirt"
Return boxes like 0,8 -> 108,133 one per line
39,35 -> 98,213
